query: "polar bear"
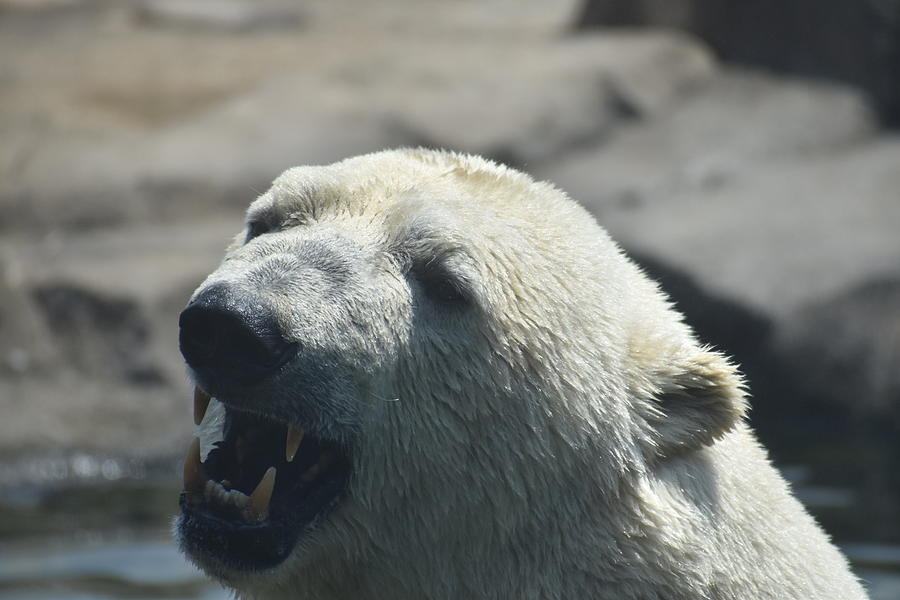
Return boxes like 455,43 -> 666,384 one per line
175,149 -> 868,599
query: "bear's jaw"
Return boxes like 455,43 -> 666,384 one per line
177,388 -> 352,572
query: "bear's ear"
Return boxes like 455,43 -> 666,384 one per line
638,344 -> 747,457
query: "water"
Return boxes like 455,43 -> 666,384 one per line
843,544 -> 900,599
0,467 -> 228,600
0,539 -> 231,600
0,536 -> 228,600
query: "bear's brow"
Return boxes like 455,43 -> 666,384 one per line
264,170 -> 348,223
387,213 -> 471,269
247,192 -> 326,231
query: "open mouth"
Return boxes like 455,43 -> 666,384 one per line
178,388 -> 352,571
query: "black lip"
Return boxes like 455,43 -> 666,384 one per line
179,494 -> 302,570
178,407 -> 352,572
179,468 -> 349,572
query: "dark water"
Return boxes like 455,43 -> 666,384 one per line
0,537 -> 227,600
0,462 -> 227,600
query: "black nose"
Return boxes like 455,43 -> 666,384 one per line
179,284 -> 295,388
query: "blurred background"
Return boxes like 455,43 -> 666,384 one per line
0,0 -> 898,598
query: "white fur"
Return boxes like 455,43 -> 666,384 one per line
185,149 -> 868,599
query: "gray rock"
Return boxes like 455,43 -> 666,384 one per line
0,0 -> 86,9
0,218 -> 240,461
773,277 -> 900,542
135,0 -> 305,31
535,72 -> 892,317
0,259 -> 54,376
0,21 -> 714,233
575,0 -> 900,125
140,30 -> 713,178
776,278 -> 900,418
370,31 -> 714,165
544,138 -> 900,319
537,70 -> 877,226
31,282 -> 161,385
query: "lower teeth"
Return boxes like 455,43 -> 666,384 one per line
205,480 -> 249,509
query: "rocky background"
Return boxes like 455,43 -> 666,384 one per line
0,0 -> 898,575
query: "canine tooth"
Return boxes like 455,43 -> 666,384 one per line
183,438 -> 205,501
229,489 -> 250,508
247,467 -> 276,522
285,425 -> 304,462
193,387 -> 211,426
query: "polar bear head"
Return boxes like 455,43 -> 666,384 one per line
176,149 -> 745,598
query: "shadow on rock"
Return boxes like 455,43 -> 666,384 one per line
774,278 -> 900,542
575,0 -> 900,126
32,282 -> 167,386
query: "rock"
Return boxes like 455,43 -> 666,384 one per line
298,0 -> 580,36
0,376 -> 190,461
537,70 -> 877,229
0,218 -> 240,462
0,22 -> 714,233
776,278 -> 900,420
372,31 -> 714,166
0,0 -> 85,9
31,282 -> 162,385
772,278 -> 900,542
575,0 -> 900,125
0,259 -> 55,376
135,0 -> 305,32
543,136 -> 900,319
535,72 -> 892,317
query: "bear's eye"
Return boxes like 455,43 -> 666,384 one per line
415,261 -> 470,306
245,219 -> 271,242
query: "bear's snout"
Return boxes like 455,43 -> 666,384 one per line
179,283 -> 296,390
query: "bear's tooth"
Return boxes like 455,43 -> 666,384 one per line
247,467 -> 277,522
193,387 -> 212,426
285,425 -> 304,463
204,479 -> 223,502
183,438 -> 206,502
228,488 -> 249,509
